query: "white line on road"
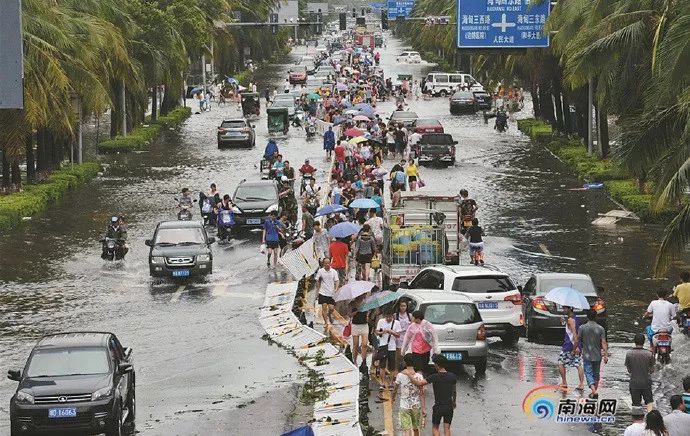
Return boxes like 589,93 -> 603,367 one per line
170,285 -> 185,302
539,243 -> 552,256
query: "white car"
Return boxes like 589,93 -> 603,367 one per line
399,265 -> 524,345
397,51 -> 422,63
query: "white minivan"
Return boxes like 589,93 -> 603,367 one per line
397,51 -> 422,63
424,72 -> 484,96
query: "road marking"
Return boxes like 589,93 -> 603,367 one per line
538,244 -> 551,256
520,217 -> 527,225
170,285 -> 185,302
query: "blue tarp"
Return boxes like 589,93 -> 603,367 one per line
281,425 -> 314,436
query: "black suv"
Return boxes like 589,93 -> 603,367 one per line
146,220 -> 215,278
232,180 -> 281,228
8,332 -> 135,436
414,133 -> 458,167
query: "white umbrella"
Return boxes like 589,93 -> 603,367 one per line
335,281 -> 376,302
543,287 -> 590,310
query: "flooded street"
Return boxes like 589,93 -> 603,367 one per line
1,35 -> 689,435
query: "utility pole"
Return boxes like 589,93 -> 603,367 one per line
587,78 -> 593,154
210,40 -> 215,84
201,54 -> 207,89
120,79 -> 127,138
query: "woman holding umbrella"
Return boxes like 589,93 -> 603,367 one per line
349,294 -> 371,374
558,305 -> 585,392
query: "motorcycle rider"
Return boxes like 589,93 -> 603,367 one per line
302,178 -> 320,215
216,194 -> 236,241
642,290 -> 676,353
272,154 -> 285,180
495,108 -> 509,132
458,189 -> 479,235
279,176 -> 298,224
263,139 -> 279,161
102,216 -> 128,259
283,160 -> 296,186
299,159 -> 317,195
673,271 -> 690,325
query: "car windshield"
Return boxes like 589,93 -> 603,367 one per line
416,119 -> 441,126
451,276 -> 515,293
221,121 -> 246,128
26,348 -> 110,377
234,185 -> 276,202
154,227 -> 205,245
538,278 -> 596,295
423,303 -> 481,325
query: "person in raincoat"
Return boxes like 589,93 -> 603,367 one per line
323,126 -> 336,159
401,310 -> 439,373
263,139 -> 279,161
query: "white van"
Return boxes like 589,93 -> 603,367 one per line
424,72 -> 484,96
397,51 -> 422,63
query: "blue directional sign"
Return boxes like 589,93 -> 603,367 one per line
387,0 -> 416,19
457,0 -> 550,48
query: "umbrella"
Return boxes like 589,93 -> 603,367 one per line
329,221 -> 361,238
348,136 -> 368,144
349,198 -> 380,209
358,291 -> 401,312
226,77 -> 238,84
353,115 -> 370,122
544,287 -> 590,310
354,103 -> 375,113
340,100 -> 353,109
344,127 -> 364,137
335,281 -> 376,302
307,92 -> 321,101
344,109 -> 362,116
315,204 -> 348,217
281,426 -> 314,436
190,86 -> 204,94
336,83 -> 348,92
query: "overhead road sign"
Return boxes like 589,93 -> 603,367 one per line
0,0 -> 24,109
387,0 -> 416,19
457,0 -> 550,49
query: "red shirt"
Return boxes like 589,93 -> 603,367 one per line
329,241 -> 349,269
335,145 -> 346,162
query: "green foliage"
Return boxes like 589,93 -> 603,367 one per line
605,180 -> 640,200
0,163 -> 101,231
98,106 -> 190,153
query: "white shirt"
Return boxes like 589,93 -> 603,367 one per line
409,132 -> 422,145
663,409 -> 690,436
647,299 -> 676,332
623,422 -> 645,436
395,372 -> 423,409
365,216 -> 384,242
376,318 -> 402,351
315,267 -> 339,297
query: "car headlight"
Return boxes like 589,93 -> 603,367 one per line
151,256 -> 165,265
91,386 -> 112,402
197,254 -> 210,262
265,204 -> 279,213
231,206 -> 241,214
15,391 -> 34,404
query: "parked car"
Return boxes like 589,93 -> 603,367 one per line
397,290 -> 488,373
389,110 -> 419,128
413,118 -> 444,134
473,91 -> 492,110
520,273 -> 607,342
217,119 -> 256,148
414,133 -> 457,167
400,265 -> 524,345
424,72 -> 484,96
8,332 -> 135,436
396,51 -> 422,63
449,91 -> 478,114
231,180 -> 281,228
146,221 -> 215,278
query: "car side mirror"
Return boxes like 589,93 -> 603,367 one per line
124,347 -> 133,359
7,369 -> 21,381
207,237 -> 216,244
145,239 -> 153,247
118,363 -> 133,374
398,281 -> 409,289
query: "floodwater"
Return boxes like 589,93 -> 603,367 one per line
0,34 -> 688,435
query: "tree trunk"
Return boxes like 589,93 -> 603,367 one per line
110,80 -> 122,138
539,84 -> 555,125
25,133 -> 36,183
1,148 -> 9,188
562,92 -> 572,135
597,105 -> 610,158
36,128 -> 47,172
151,86 -> 158,122
530,85 -> 541,118
11,159 -> 21,186
552,80 -> 564,133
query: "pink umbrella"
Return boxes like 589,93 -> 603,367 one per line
352,115 -> 370,122
344,127 -> 364,137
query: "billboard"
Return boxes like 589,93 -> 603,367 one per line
387,0 -> 416,19
0,0 -> 24,109
457,0 -> 550,49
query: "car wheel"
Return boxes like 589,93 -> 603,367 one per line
106,402 -> 122,436
125,388 -> 136,424
474,359 -> 487,374
501,329 -> 520,346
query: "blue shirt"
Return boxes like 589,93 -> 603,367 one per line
264,219 -> 282,242
371,195 -> 383,208
324,130 -> 336,149
264,142 -> 278,159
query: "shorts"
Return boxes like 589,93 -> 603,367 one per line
399,407 -> 422,431
630,387 -> 653,406
583,359 -> 601,388
408,176 -> 417,183
432,404 -> 454,426
469,242 -> 484,255
558,350 -> 582,368
266,240 -> 279,249
357,253 -> 373,264
318,294 -> 335,306
351,323 -> 369,337
378,348 -> 396,371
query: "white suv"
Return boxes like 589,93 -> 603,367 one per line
400,265 -> 524,345
397,51 -> 422,63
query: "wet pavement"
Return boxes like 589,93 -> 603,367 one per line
1,34 -> 690,435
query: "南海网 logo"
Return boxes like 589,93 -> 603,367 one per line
522,385 -> 561,420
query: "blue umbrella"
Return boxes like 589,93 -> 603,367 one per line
544,287 -> 590,310
358,291 -> 401,312
315,204 -> 348,217
281,426 -> 314,436
226,77 -> 238,84
354,103 -> 375,114
349,198 -> 380,209
329,221 -> 361,238
190,86 -> 204,94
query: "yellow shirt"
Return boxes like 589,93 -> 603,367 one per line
674,283 -> 690,310
405,164 -> 418,177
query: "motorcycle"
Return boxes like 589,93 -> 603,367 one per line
495,111 -> 508,132
637,317 -> 673,364
199,193 -> 217,226
305,122 -> 316,139
679,309 -> 690,337
279,223 -> 304,256
299,172 -> 316,195
100,237 -> 127,261
175,197 -> 197,221
216,208 -> 236,242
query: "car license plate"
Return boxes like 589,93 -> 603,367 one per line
172,269 -> 190,277
226,131 -> 241,136
442,352 -> 463,361
478,302 -> 498,310
657,340 -> 670,346
247,218 -> 261,225
49,408 -> 77,418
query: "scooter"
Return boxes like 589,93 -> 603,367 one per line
100,237 -> 127,261
175,197 -> 197,221
199,193 -> 216,226
305,122 -> 317,139
636,317 -> 673,364
216,208 -> 236,242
